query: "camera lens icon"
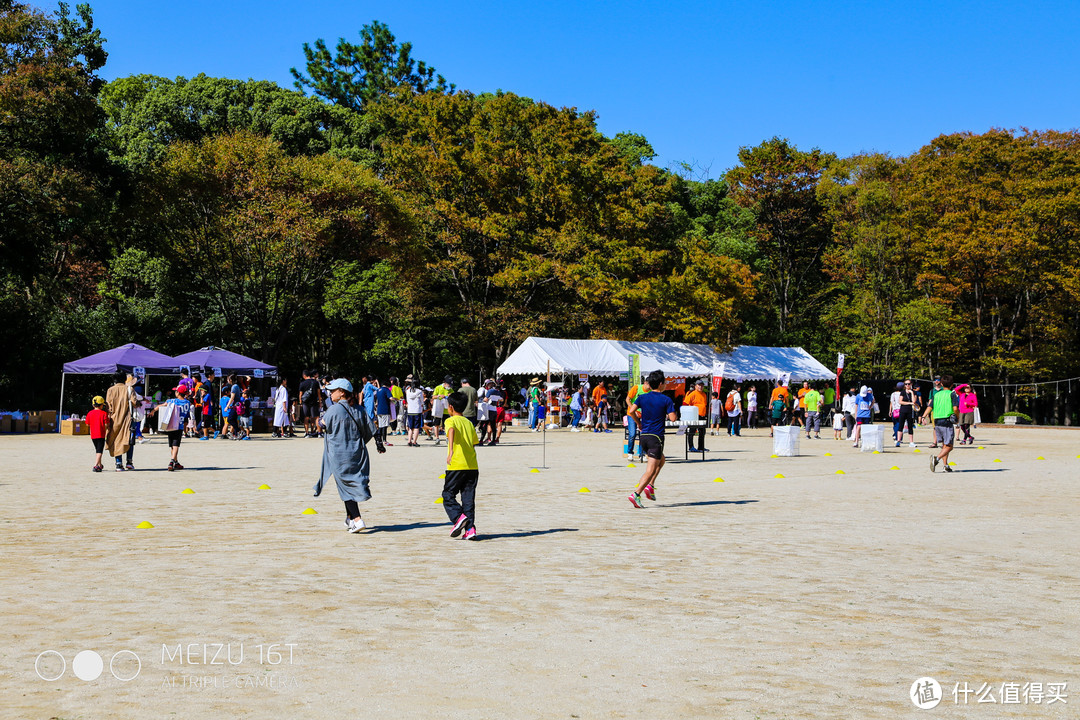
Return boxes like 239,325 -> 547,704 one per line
35,650 -> 140,682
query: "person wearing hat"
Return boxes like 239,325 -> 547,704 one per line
851,385 -> 876,447
313,378 -> 386,532
87,395 -> 110,472
682,380 -> 708,452
105,372 -> 138,471
431,375 -> 454,445
922,376 -> 945,447
160,385 -> 193,470
527,377 -> 543,431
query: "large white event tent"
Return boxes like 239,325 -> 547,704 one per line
496,337 -> 836,381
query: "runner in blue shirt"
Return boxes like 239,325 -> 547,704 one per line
626,370 -> 678,508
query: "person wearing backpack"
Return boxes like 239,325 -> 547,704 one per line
725,384 -> 743,436
768,395 -> 787,437
298,369 -> 319,437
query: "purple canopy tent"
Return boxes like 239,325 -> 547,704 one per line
173,346 -> 277,377
59,343 -> 179,430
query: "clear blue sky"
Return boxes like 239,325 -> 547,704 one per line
88,0 -> 1080,174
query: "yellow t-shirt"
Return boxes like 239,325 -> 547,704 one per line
445,415 -> 478,470
391,384 -> 404,400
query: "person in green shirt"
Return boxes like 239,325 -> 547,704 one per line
803,386 -> 823,439
924,374 -> 959,472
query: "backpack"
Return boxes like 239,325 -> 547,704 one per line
724,393 -> 736,413
771,398 -> 785,416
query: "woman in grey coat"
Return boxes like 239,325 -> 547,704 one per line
313,378 -> 385,532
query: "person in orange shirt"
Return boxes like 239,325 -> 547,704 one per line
591,380 -> 610,433
682,379 -> 708,453
794,380 -> 810,427
770,382 -> 790,408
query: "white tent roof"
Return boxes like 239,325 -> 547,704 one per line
496,337 -> 836,381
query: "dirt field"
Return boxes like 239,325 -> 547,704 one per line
1,424 -> 1076,719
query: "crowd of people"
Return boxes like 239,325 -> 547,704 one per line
82,367 -> 980,532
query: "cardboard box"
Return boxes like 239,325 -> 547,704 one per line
27,419 -> 41,433
0,417 -> 11,433
61,419 -> 90,436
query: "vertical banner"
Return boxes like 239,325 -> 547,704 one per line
711,362 -> 725,394
628,354 -> 640,392
835,353 -> 845,408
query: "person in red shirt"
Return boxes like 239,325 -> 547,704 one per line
87,395 -> 110,472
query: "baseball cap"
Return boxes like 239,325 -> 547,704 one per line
444,375 -> 453,384
173,385 -> 188,395
325,378 -> 353,393
92,395 -> 105,406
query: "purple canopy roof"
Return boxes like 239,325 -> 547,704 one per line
173,346 -> 277,376
62,343 -> 179,375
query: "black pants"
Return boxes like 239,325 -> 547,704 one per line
345,500 -> 362,519
442,469 -> 478,524
687,424 -> 705,450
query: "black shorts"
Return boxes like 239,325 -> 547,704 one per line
639,433 -> 665,460
301,402 -> 318,420
771,415 -> 784,425
167,430 -> 183,448
406,414 -> 422,430
92,437 -> 105,453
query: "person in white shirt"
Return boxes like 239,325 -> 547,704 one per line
709,392 -> 722,435
746,387 -> 758,429
404,378 -> 425,447
726,385 -> 743,436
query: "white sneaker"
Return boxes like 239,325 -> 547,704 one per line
909,442 -> 917,448
348,518 -> 366,533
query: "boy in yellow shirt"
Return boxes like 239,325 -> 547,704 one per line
443,391 -> 480,540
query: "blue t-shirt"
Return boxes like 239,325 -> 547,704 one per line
856,393 -> 874,419
375,386 -> 392,415
220,396 -> 233,418
634,391 -> 676,436
168,398 -> 191,425
362,383 -> 376,417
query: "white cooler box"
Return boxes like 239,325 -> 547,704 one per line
772,425 -> 801,457
860,424 -> 884,452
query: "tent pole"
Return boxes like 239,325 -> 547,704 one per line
58,372 -> 66,432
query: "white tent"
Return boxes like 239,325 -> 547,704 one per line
496,337 -> 836,381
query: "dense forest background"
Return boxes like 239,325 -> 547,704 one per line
3,2 -> 1079,421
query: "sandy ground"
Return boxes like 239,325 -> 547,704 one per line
0,422 -> 1077,719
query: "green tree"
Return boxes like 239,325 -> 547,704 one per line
143,132 -> 414,363
100,74 -> 379,170
727,137 -> 837,344
291,20 -> 453,113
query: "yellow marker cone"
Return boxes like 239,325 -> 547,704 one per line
890,465 -> 900,470
257,484 -> 271,490
1036,456 -> 1045,460
181,488 -> 195,494
835,470 -> 845,475
136,521 -> 154,529
301,508 -> 318,515
434,498 -> 444,504
578,487 -> 590,493
439,474 -> 446,480
530,468 -> 540,473
770,454 -> 778,458
627,463 -> 636,468
993,459 -> 1002,463
824,452 -> 832,457
949,462 -> 957,466
774,473 -> 785,479
913,449 -> 922,453
872,450 -> 880,454
979,446 -> 986,449
714,477 -> 724,482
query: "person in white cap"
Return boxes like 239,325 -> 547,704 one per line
313,378 -> 385,532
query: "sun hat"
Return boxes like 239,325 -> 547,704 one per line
530,377 -> 541,385
325,378 -> 354,393
92,395 -> 105,406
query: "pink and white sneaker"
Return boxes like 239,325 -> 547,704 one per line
463,527 -> 478,541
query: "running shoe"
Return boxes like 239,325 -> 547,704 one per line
463,527 -> 477,541
92,465 -> 102,473
643,484 -> 656,501
167,461 -> 175,471
173,462 -> 184,470
944,465 -> 954,473
348,517 -> 366,533
199,436 -> 209,441
450,513 -> 469,538
930,456 -> 938,472
115,464 -> 124,472
628,493 -> 645,509
125,463 -> 135,471
909,442 -> 917,448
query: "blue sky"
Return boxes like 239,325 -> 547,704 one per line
88,0 -> 1080,174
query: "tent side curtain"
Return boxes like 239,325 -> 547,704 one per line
62,343 -> 179,375
496,338 -> 836,382
172,347 -> 277,376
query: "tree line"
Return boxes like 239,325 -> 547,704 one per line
3,2 -> 1079,422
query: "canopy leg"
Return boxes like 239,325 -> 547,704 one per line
58,372 -> 66,432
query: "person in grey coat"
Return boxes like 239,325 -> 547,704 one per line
313,378 -> 385,532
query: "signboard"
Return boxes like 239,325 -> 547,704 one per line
179,365 -> 190,377
628,354 -> 640,391
711,362 -> 725,394
213,367 -> 222,377
132,366 -> 146,379
618,371 -> 629,381
579,373 -> 588,384
837,353 -> 846,370
253,369 -> 264,379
